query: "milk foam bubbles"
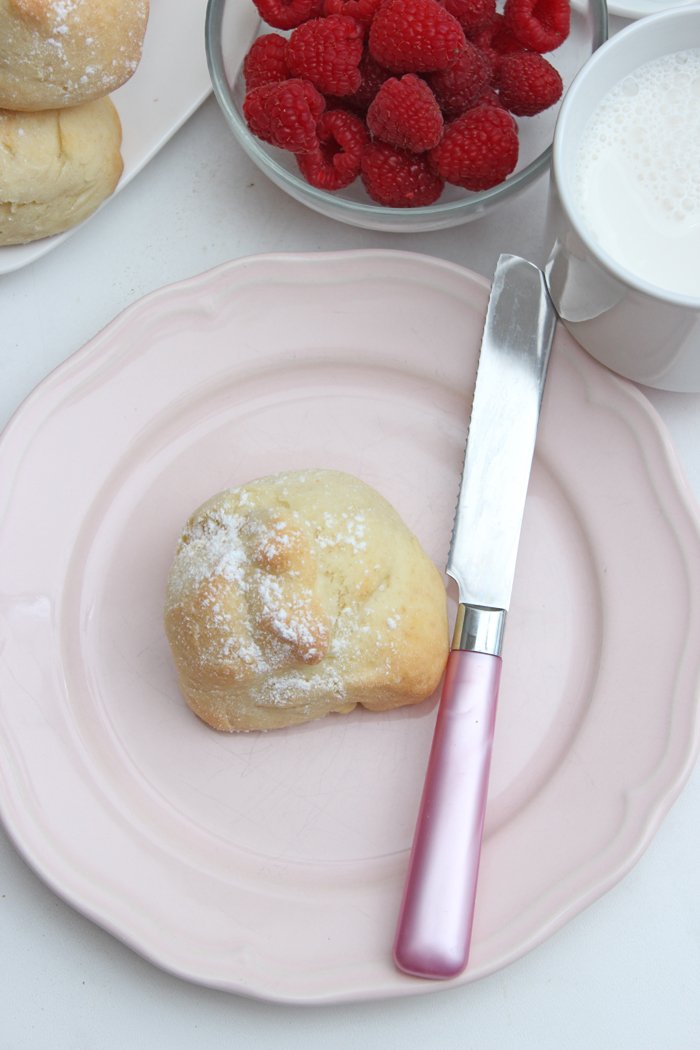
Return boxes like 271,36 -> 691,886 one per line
574,48 -> 700,299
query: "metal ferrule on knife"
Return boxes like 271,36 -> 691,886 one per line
451,604 -> 506,656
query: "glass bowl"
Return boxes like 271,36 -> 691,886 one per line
205,0 -> 608,233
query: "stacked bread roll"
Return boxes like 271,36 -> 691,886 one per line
0,0 -> 150,245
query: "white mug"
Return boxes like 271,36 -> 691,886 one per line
545,7 -> 700,391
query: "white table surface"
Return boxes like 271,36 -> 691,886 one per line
2,17 -> 700,1048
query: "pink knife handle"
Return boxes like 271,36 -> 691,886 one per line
393,648 -> 502,979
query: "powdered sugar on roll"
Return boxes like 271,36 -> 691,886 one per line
164,469 -> 449,732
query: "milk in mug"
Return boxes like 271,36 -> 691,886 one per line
573,48 -> 700,299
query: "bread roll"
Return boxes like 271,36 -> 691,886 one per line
0,0 -> 149,111
0,97 -> 123,245
164,470 -> 449,732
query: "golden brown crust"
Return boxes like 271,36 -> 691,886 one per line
0,97 -> 123,244
0,0 -> 150,110
164,470 -> 450,732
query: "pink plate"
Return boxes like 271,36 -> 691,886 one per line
1,250 -> 700,1003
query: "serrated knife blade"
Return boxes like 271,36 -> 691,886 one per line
393,254 -> 557,981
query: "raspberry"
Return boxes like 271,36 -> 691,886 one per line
503,0 -> 570,53
237,0 -> 571,204
287,14 -> 363,95
243,78 -> 326,153
468,13 -> 527,61
243,33 -> 290,90
367,74 -> 443,152
322,0 -> 382,27
428,103 -> 519,190
425,40 -> 492,118
496,51 -> 562,115
442,0 -> 496,32
252,0 -> 322,31
471,85 -> 502,108
361,141 -> 445,205
368,0 -> 466,74
296,108 -> 369,189
340,49 -> 392,112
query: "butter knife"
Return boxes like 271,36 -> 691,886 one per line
393,254 -> 557,980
